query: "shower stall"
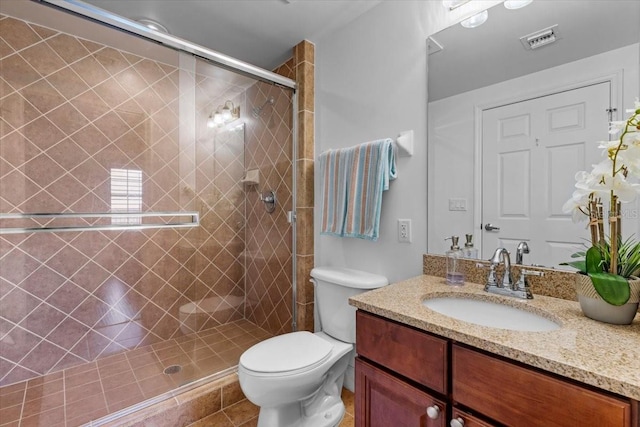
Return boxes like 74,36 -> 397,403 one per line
0,1 -> 298,425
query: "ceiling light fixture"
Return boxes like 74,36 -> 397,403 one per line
504,0 -> 533,10
136,18 -> 170,34
207,100 -> 240,128
460,10 -> 488,28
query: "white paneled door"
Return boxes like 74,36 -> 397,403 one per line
481,82 -> 610,267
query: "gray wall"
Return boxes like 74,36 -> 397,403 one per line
314,1 -> 502,284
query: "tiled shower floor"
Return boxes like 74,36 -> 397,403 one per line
0,319 -> 272,427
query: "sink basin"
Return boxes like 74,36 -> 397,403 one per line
422,297 -> 560,332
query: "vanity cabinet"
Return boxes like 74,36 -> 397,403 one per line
450,409 -> 494,427
453,345 -> 632,426
355,311 -> 635,427
356,358 -> 447,427
355,309 -> 447,393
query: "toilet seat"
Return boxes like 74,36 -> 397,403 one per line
240,331 -> 333,376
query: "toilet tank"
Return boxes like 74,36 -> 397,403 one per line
310,267 -> 388,343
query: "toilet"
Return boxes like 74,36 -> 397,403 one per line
238,267 -> 388,427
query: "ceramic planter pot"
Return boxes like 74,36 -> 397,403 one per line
575,274 -> 640,325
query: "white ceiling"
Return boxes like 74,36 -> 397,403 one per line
428,0 -> 640,101
82,0 -> 383,70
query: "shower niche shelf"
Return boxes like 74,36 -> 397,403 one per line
0,211 -> 200,234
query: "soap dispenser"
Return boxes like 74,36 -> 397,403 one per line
462,234 -> 478,259
445,236 -> 465,285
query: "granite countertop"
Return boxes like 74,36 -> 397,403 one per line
349,275 -> 640,400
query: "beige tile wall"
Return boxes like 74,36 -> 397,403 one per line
0,14 -> 261,386
243,61 -> 295,336
293,40 -> 315,333
242,40 -> 315,335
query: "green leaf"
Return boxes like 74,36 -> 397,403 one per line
559,260 -> 586,272
588,272 -> 631,306
585,246 -> 603,274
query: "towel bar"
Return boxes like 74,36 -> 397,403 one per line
395,130 -> 414,157
0,211 -> 200,234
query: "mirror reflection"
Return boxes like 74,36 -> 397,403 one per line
427,0 -> 640,268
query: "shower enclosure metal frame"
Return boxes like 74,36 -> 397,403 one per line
39,0 -> 297,90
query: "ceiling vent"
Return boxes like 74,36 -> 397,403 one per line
520,25 -> 561,50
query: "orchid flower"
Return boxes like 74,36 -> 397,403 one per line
563,99 -> 640,221
563,97 -> 640,298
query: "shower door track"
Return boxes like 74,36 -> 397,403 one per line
38,0 -> 298,90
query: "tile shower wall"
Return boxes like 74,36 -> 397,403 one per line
0,15 -> 247,386
244,60 -> 295,336
293,41 -> 315,333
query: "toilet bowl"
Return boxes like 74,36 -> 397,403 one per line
239,331 -> 352,426
238,267 -> 388,427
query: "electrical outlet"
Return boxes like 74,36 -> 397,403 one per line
448,198 -> 467,211
398,219 -> 411,243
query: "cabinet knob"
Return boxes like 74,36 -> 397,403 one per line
450,417 -> 465,427
426,405 -> 440,419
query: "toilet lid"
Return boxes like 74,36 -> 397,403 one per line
240,331 -> 333,374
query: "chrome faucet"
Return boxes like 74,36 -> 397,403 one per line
480,247 -> 542,299
490,248 -> 513,287
516,241 -> 529,265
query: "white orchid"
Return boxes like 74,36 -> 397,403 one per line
563,99 -> 640,221
598,140 -> 621,152
609,120 -> 627,135
596,173 -> 639,203
561,191 -> 590,223
563,97 -> 640,293
618,143 -> 640,176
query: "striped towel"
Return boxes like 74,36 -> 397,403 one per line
319,138 -> 397,241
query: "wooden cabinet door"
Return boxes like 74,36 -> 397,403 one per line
356,358 -> 446,427
356,311 -> 448,393
452,345 -> 632,427
451,408 -> 497,427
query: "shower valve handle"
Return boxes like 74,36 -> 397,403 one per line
260,190 -> 277,213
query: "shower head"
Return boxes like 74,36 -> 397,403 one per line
251,97 -> 275,118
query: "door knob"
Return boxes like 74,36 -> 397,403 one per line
450,417 -> 465,427
426,405 -> 440,419
484,223 -> 500,231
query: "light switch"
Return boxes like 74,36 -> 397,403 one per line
448,198 -> 467,211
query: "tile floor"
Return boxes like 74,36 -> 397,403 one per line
187,388 -> 355,427
0,319 -> 272,427
339,388 -> 355,427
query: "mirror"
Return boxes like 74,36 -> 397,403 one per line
427,0 -> 640,267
